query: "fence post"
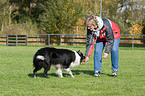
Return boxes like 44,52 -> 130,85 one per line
6,35 -> 8,46
25,35 -> 27,46
37,34 -> 39,46
132,35 -> 134,49
16,35 -> 18,46
48,34 -> 50,45
60,34 -> 62,46
73,34 -> 75,46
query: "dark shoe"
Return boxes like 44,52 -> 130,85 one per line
94,71 -> 100,77
112,69 -> 117,77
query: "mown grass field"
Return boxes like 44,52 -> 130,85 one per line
0,45 -> 145,96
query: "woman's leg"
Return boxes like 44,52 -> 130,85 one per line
94,41 -> 105,72
111,38 -> 120,70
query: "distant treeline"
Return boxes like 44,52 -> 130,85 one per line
0,0 -> 145,35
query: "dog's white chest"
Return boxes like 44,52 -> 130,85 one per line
70,51 -> 81,67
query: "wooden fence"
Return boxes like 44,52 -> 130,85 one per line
6,35 -> 27,46
0,34 -> 145,48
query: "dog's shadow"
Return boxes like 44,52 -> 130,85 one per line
28,71 -> 80,78
28,70 -> 112,78
28,73 -> 58,78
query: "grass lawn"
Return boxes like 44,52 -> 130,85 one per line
0,45 -> 145,96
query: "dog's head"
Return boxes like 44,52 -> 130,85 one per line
77,50 -> 85,63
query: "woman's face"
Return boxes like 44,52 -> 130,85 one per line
87,25 -> 98,31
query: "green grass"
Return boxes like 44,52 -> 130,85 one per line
0,45 -> 145,96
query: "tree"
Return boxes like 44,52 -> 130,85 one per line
38,0 -> 83,34
0,0 -> 10,32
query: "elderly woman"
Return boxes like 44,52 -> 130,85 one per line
83,15 -> 120,77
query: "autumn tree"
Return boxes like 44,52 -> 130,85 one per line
0,0 -> 10,32
38,0 -> 83,34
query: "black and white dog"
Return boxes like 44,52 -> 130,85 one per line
33,47 -> 85,78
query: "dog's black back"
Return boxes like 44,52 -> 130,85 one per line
33,47 -> 75,68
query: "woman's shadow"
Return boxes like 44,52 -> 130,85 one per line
72,70 -> 112,77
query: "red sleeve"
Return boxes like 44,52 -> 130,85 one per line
111,21 -> 121,39
88,38 -> 96,56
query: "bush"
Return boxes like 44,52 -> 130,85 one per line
129,21 -> 144,37
3,20 -> 39,35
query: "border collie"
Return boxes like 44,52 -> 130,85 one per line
33,47 -> 85,78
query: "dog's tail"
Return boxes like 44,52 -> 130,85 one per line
36,55 -> 45,60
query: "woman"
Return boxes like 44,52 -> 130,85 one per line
83,15 -> 120,77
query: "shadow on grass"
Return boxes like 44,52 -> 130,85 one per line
72,70 -> 93,76
28,72 -> 80,78
72,70 -> 113,77
28,70 -> 113,78
28,73 -> 58,78
100,73 -> 112,77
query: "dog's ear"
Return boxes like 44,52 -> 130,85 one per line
77,50 -> 81,54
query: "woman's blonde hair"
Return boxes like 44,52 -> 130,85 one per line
84,15 -> 98,27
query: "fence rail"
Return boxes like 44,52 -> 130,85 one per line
0,34 -> 145,48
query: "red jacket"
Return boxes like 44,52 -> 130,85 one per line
85,18 -> 120,57
111,21 -> 120,39
97,20 -> 120,41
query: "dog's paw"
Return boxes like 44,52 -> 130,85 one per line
43,74 -> 48,78
34,75 -> 36,78
59,75 -> 64,78
45,76 -> 48,78
71,75 -> 75,78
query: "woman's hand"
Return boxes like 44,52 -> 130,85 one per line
83,57 -> 89,62
103,53 -> 109,58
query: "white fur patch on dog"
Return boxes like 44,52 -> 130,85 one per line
70,51 -> 81,67
36,55 -> 45,60
55,64 -> 63,78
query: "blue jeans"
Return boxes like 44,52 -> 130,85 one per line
94,38 -> 120,72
